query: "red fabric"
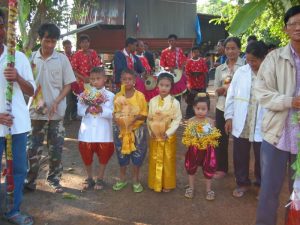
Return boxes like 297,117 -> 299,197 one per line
78,142 -> 114,165
65,52 -> 73,62
185,58 -> 208,90
71,49 -> 102,93
126,55 -> 134,70
138,55 -> 151,73
286,204 -> 300,225
160,47 -> 186,69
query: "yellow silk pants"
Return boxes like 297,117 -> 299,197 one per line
148,135 -> 176,192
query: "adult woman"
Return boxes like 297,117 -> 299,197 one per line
214,37 -> 244,179
224,41 -> 268,197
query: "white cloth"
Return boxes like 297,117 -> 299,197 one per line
77,88 -> 114,142
224,64 -> 264,142
0,45 -> 36,137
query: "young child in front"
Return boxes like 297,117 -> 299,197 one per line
182,93 -> 221,200
77,67 -> 115,190
147,72 -> 182,192
113,68 -> 148,193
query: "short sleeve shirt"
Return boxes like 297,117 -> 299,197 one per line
160,47 -> 186,69
185,57 -> 208,90
30,49 -> 76,120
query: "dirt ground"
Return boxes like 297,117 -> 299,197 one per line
1,85 -> 289,225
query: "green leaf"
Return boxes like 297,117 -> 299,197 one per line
229,0 -> 268,35
62,193 -> 78,200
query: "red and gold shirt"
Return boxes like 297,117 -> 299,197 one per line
71,49 -> 102,79
160,47 -> 186,69
185,57 -> 208,90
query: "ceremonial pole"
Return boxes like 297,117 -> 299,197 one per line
4,0 -> 18,211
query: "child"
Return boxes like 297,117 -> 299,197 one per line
113,68 -> 148,193
182,93 -> 221,200
147,72 -> 182,192
77,67 -> 115,190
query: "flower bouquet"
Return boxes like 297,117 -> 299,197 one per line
148,110 -> 173,140
182,121 -> 221,150
78,85 -> 108,115
30,62 -> 48,115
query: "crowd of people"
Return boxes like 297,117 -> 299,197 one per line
0,4 -> 300,225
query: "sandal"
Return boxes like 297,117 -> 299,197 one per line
232,186 -> 248,198
184,187 -> 194,199
206,190 -> 215,201
162,188 -> 171,193
133,183 -> 143,193
47,182 -> 64,193
112,181 -> 128,191
94,179 -> 106,190
3,212 -> 34,225
82,178 -> 95,191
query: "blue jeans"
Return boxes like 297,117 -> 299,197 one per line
256,140 -> 295,225
0,133 -> 28,217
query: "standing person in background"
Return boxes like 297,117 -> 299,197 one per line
214,39 -> 227,68
25,23 -> 76,193
224,41 -> 268,198
113,37 -> 145,93
185,46 -> 208,119
214,37 -> 244,179
63,39 -> 78,123
0,8 -> 35,224
71,34 -> 102,94
255,6 -> 300,225
144,42 -> 155,71
160,34 -> 187,101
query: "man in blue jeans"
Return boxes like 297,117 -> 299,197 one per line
255,5 -> 300,225
0,9 -> 35,225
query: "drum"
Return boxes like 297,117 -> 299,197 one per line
145,76 -> 157,91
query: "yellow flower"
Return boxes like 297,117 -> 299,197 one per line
196,124 -> 203,133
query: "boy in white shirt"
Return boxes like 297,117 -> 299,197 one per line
77,67 -> 115,190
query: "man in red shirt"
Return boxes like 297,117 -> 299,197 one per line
160,34 -> 187,100
71,34 -> 102,94
185,46 -> 208,118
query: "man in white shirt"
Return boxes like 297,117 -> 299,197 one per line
0,9 -> 35,225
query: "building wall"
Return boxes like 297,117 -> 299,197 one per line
125,0 -> 197,39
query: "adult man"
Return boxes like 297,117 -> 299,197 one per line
255,5 -> 300,225
214,39 -> 227,67
113,37 -> 145,92
25,23 -> 76,193
62,39 -> 77,123
0,9 -> 35,224
160,34 -> 187,98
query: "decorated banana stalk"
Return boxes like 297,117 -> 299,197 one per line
4,0 -> 18,210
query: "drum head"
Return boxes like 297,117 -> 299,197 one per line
145,76 -> 157,91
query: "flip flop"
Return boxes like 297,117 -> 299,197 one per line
3,212 -> 34,225
112,181 -> 128,191
232,187 -> 248,198
133,183 -> 143,193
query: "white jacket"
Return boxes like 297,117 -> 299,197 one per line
77,88 -> 115,143
224,64 -> 264,142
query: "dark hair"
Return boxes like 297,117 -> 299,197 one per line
224,37 -> 241,49
168,34 -> 178,40
38,23 -> 60,39
121,68 -> 137,78
193,93 -> 210,110
125,37 -> 138,47
246,41 -> 268,59
268,43 -> 277,50
157,72 -> 174,86
62,39 -> 71,46
284,5 -> 300,25
0,9 -> 5,22
79,34 -> 90,43
90,66 -> 105,75
191,46 -> 200,52
247,35 -> 257,43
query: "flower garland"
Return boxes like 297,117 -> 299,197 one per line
182,121 -> 221,150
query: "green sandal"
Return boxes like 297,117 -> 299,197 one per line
112,181 -> 128,191
133,183 -> 143,193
